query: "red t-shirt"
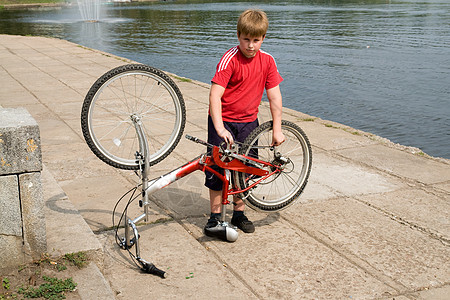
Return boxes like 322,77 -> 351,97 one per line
211,46 -> 283,122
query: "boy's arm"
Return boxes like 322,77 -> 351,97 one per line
266,85 -> 285,146
209,83 -> 234,144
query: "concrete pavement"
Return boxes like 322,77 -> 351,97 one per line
0,34 -> 449,299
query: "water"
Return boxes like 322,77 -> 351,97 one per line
77,0 -> 101,21
0,0 -> 449,159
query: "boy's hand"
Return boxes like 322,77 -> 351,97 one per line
218,128 -> 234,145
271,131 -> 285,146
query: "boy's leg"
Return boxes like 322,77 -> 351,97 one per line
206,191 -> 254,233
230,195 -> 255,233
204,116 -> 258,234
204,116 -> 226,234
209,189 -> 222,214
204,189 -> 221,236
233,196 -> 245,211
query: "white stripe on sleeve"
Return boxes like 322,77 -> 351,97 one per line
218,47 -> 238,72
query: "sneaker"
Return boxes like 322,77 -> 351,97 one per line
231,215 -> 255,233
203,217 -> 220,237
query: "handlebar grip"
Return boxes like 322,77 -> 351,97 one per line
185,134 -> 210,147
185,134 -> 195,141
143,262 -> 167,278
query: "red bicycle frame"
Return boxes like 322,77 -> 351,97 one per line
145,145 -> 281,206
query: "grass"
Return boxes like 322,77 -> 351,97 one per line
172,75 -> 192,83
1,278 -> 10,291
63,252 -> 88,269
0,0 -> 64,5
324,122 -> 362,136
17,276 -> 77,300
303,118 -> 315,122
0,251 -> 88,299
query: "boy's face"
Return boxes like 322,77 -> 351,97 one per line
237,33 -> 265,58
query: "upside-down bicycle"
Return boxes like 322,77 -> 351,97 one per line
80,64 -> 312,278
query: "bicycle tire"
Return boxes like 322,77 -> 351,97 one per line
235,120 -> 312,212
81,64 -> 186,170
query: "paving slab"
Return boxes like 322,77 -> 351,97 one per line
98,223 -> 259,299
337,144 -> 450,184
434,181 -> 450,193
58,174 -> 154,232
356,188 -> 450,242
151,172 -> 211,218
297,120 -> 380,151
184,215 -> 397,299
72,262 -> 116,299
307,150 -> 406,198
409,285 -> 450,300
0,91 -> 39,106
283,198 -> 450,290
36,117 -> 81,145
42,165 -> 102,260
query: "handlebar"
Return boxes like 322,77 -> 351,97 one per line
185,134 -> 236,155
185,134 -> 241,157
185,134 -> 213,147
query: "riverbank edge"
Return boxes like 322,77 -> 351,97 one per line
0,1 -> 70,10
0,0 -> 159,10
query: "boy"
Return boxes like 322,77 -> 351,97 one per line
205,9 -> 285,236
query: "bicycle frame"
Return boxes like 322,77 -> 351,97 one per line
146,144 -> 279,204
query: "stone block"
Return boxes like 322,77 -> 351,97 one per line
0,175 -> 22,236
0,107 -> 42,175
0,235 -> 25,271
19,172 -> 47,258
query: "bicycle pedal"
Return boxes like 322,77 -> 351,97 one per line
204,223 -> 238,242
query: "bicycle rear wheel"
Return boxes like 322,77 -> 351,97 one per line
81,64 -> 186,170
235,120 -> 312,212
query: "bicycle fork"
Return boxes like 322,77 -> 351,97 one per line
124,114 -> 151,248
119,115 -> 166,278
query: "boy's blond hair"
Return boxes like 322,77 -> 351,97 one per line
237,9 -> 268,37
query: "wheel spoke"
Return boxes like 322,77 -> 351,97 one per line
81,64 -> 186,170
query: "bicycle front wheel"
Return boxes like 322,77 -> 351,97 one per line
81,64 -> 186,170
235,120 -> 312,212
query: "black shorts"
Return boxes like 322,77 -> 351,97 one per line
205,115 -> 259,191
